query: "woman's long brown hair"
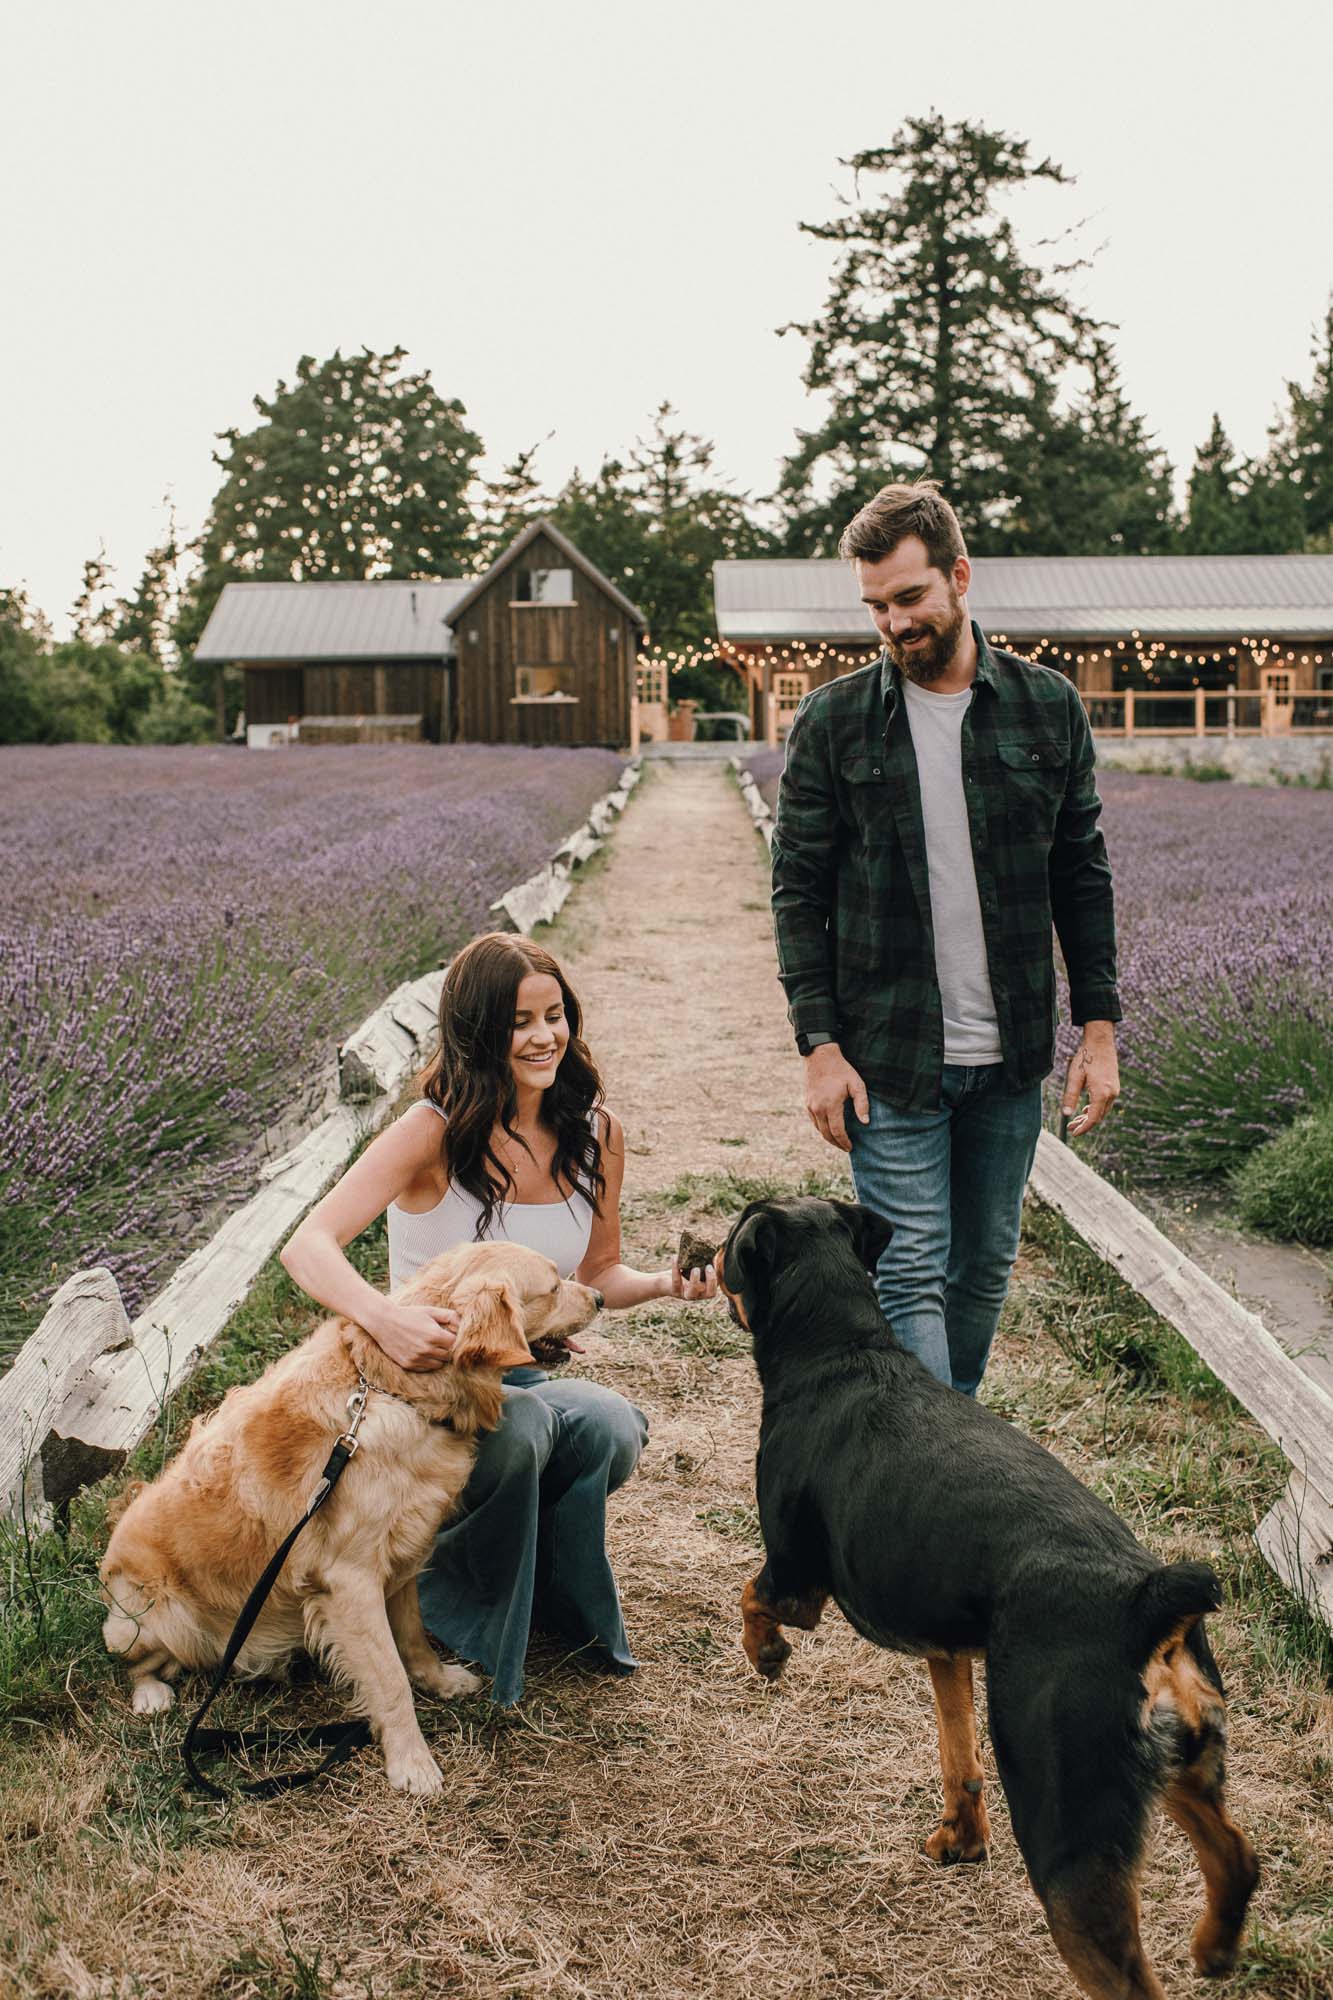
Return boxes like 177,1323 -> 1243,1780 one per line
418,932 -> 606,1238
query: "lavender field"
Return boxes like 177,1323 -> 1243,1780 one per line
747,753 -> 1333,1186
1,743 -> 622,1356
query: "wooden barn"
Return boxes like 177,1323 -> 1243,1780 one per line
714,553 -> 1333,741
194,519 -> 646,748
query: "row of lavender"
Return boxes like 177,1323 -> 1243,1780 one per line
1,743 -> 623,1360
746,752 -> 1333,1192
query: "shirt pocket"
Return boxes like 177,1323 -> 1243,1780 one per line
996,739 -> 1068,836
840,751 -> 896,846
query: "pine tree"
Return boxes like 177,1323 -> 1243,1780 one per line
1181,414 -> 1244,553
112,501 -> 183,666
1288,297 -> 1333,543
1004,340 -> 1176,554
776,116 -> 1109,553
69,544 -> 119,643
475,443 -> 552,567
551,403 -> 767,650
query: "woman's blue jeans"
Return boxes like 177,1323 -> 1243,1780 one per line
847,1065 -> 1042,1396
416,1375 -> 646,1706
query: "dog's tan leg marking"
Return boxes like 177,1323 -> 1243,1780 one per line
1144,1634 -> 1258,1977
386,1581 -> 480,1700
1044,1862 -> 1167,2000
923,1657 -> 990,1865
306,1568 -> 443,1795
741,1574 -> 791,1681
1163,1769 -> 1259,1977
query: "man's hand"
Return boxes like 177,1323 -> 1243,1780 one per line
804,1043 -> 870,1153
368,1301 -> 460,1371
1061,1022 -> 1120,1137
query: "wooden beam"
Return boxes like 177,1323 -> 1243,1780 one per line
1028,1131 -> 1333,1476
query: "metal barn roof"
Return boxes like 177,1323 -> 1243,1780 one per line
713,553 -> 1333,644
194,579 -> 472,663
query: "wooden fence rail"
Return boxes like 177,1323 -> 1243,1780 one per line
0,763 -> 641,1528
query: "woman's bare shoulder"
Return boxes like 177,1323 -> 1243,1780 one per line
595,1105 -> 625,1154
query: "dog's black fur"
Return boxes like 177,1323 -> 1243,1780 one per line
722,1195 -> 1258,2000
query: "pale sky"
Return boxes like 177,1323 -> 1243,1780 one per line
4,0 -> 1332,633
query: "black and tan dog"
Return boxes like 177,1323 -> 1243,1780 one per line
718,1195 -> 1257,2000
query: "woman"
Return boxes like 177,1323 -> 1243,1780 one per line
281,931 -> 715,1705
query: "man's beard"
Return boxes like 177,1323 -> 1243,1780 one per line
888,592 -> 966,684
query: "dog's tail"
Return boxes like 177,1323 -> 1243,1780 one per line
1128,1559 -> 1221,1660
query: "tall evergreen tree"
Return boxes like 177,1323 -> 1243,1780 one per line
174,347 -> 484,700
113,502 -> 183,666
69,544 -> 119,643
777,116 -> 1114,553
1288,297 -> 1333,543
1181,413 -> 1304,554
1181,414 -> 1245,553
1004,339 -> 1176,554
475,443 -> 552,567
551,403 -> 767,649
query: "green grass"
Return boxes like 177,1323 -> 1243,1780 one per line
0,1216 -> 384,1731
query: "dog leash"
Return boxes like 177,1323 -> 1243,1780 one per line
180,1376 -> 374,1799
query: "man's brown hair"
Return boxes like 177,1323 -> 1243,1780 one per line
838,479 -> 967,574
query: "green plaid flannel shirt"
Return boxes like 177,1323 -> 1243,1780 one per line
771,624 -> 1120,1109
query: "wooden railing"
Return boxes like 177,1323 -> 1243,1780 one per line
1085,687 -> 1333,737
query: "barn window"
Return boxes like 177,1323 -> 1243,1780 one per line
513,665 -> 578,703
514,566 -> 574,604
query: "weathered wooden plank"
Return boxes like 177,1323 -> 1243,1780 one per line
552,825 -> 603,870
1255,1468 -> 1333,1631
1027,1130 -> 1333,1487
493,862 -> 572,934
0,1269 -> 135,1519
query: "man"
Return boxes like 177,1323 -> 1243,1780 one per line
772,481 -> 1120,1396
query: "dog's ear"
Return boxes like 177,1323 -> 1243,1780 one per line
722,1206 -> 776,1318
451,1277 -> 533,1372
831,1200 -> 894,1273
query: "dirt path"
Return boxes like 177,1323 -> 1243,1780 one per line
3,764 -> 1327,2000
555,760 -> 829,1195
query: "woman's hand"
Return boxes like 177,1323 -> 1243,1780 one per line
369,1302 -> 460,1371
669,1257 -> 718,1303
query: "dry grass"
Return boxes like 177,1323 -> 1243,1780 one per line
2,1182 -> 1331,2000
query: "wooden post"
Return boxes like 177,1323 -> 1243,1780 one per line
629,696 -> 641,755
1194,687 -> 1206,736
214,666 -> 227,742
1226,683 -> 1236,739
1124,688 -> 1135,739
766,693 -> 778,749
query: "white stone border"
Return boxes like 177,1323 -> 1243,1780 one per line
730,754 -> 774,850
1,759 -> 642,1524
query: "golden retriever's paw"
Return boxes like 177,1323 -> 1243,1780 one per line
416,1662 -> 481,1699
130,1677 -> 176,1716
384,1743 -> 446,1796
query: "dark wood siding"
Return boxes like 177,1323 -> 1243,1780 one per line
455,530 -> 637,745
244,667 -> 303,724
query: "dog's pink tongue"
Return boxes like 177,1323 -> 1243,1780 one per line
563,1336 -> 585,1353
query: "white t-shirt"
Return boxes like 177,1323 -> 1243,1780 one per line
901,678 -> 1002,1066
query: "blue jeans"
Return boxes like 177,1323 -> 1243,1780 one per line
848,1066 -> 1042,1396
417,1375 -> 647,1706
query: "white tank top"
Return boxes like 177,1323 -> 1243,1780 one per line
387,1104 -> 595,1288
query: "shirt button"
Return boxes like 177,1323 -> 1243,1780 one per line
1031,751 -> 1040,761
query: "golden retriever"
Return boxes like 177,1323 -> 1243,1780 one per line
100,1242 -> 602,1794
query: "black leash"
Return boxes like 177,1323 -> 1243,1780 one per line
180,1376 -> 374,1799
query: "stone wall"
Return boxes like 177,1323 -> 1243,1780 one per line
1094,734 -> 1333,786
